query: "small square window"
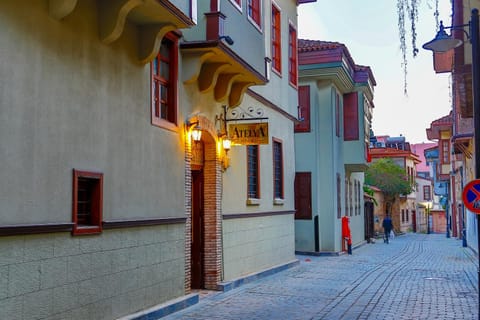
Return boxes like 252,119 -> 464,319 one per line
72,170 -> 103,235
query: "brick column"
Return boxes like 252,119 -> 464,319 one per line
203,141 -> 223,289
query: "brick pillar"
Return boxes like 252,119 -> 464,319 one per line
184,117 -> 223,291
203,141 -> 223,289
184,129 -> 192,294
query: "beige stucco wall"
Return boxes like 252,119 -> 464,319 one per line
0,224 -> 185,320
0,0 -> 186,225
222,214 -> 295,281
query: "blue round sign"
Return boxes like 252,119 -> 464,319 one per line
462,179 -> 480,214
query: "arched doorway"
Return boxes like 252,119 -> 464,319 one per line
191,141 -> 204,288
186,116 -> 223,291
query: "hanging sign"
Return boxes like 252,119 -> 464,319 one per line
462,179 -> 480,214
228,123 -> 269,145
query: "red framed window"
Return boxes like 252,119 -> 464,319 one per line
72,170 -> 103,235
288,24 -> 297,86
151,32 -> 179,130
273,138 -> 284,199
247,145 -> 260,199
247,0 -> 261,27
271,4 -> 281,73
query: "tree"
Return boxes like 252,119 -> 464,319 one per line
365,158 -> 415,213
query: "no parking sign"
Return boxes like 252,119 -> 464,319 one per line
462,179 -> 480,214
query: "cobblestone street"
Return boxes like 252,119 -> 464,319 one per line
164,234 -> 478,320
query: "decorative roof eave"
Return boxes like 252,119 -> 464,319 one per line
354,82 -> 374,103
299,64 -> 355,93
48,0 -> 195,64
181,41 -> 267,108
370,148 -> 422,164
345,163 -> 369,173
451,133 -> 473,157
426,112 -> 453,140
299,40 -> 376,97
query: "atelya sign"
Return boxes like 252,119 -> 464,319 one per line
228,123 -> 269,145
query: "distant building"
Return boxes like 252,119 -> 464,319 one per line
295,39 -> 376,254
369,135 -> 420,233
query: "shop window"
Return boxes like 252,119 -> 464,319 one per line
247,145 -> 260,199
273,139 -> 284,200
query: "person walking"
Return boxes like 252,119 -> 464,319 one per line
382,215 -> 393,244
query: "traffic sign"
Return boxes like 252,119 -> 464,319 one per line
462,179 -> 480,214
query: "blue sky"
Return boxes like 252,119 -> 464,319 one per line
298,0 -> 453,143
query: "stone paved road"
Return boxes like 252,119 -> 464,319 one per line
164,234 -> 478,320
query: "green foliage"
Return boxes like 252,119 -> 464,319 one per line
363,185 -> 378,206
365,158 -> 415,199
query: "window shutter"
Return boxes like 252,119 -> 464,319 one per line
294,172 -> 312,219
295,86 -> 310,132
343,92 -> 359,141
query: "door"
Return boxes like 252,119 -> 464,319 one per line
191,169 -> 204,289
412,210 -> 417,232
364,201 -> 374,240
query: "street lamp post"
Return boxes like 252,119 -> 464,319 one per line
423,8 -> 480,319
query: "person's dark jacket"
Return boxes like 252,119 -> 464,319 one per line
382,217 -> 393,232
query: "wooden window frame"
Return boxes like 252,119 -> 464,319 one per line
247,145 -> 260,200
247,0 -> 261,29
72,170 -> 103,236
151,32 -> 179,131
271,3 -> 282,74
288,23 -> 297,87
273,138 -> 284,200
230,0 -> 242,11
190,0 -> 198,23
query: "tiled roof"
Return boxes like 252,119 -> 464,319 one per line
298,39 -> 345,52
431,111 -> 453,126
298,39 -> 376,85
